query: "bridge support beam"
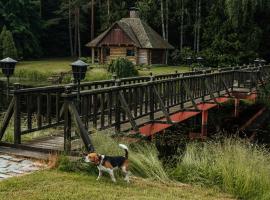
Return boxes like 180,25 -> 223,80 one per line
201,110 -> 208,138
234,98 -> 240,118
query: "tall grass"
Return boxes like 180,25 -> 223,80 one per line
91,132 -> 169,182
171,138 -> 270,200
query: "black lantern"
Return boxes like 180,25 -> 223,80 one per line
260,59 -> 266,66
196,56 -> 204,68
186,56 -> 193,71
71,60 -> 89,104
0,57 -> 17,97
254,58 -> 260,67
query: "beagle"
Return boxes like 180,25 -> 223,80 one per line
85,144 -> 130,183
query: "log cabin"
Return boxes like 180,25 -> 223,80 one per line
86,8 -> 174,65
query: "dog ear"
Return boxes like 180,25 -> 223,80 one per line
82,152 -> 89,156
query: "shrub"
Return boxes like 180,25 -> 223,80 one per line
171,138 -> 270,200
2,30 -> 18,59
108,57 -> 138,78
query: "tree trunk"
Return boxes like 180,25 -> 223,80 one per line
193,0 -> 198,52
165,0 -> 169,41
196,0 -> 201,53
160,0 -> 166,40
180,0 -> 184,52
78,7 -> 81,58
74,7 -> 78,57
69,0 -> 74,57
165,0 -> 169,64
107,0 -> 110,16
91,0 -> 95,40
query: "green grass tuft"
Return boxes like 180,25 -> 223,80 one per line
90,132 -> 169,182
171,138 -> 270,200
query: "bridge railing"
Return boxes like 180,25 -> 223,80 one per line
0,65 -> 268,152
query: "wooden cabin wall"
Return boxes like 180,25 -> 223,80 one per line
138,49 -> 149,65
151,49 -> 166,64
100,25 -> 134,46
106,47 -> 136,64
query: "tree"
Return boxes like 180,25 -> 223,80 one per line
0,26 -> 7,58
2,30 -> 18,59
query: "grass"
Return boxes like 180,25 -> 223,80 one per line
0,170 -> 233,200
91,132 -> 169,182
0,58 -> 189,86
171,138 -> 270,200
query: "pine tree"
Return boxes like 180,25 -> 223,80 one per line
0,26 -> 7,58
2,30 -> 18,59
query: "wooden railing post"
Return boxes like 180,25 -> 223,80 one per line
64,86 -> 72,153
115,80 -> 121,133
202,71 -> 207,102
232,67 -> 235,92
13,83 -> 21,144
149,76 -> 155,121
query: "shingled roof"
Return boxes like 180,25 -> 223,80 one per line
86,17 -> 174,49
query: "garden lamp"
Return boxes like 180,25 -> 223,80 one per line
196,57 -> 204,67
186,56 -> 193,71
0,57 -> 17,97
254,58 -> 260,67
71,60 -> 89,105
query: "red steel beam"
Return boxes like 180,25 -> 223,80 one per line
138,92 -> 258,137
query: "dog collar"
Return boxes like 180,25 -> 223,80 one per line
99,155 -> 105,166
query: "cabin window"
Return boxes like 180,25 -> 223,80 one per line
126,49 -> 135,56
105,48 -> 110,56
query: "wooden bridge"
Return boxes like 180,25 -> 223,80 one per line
0,65 -> 269,154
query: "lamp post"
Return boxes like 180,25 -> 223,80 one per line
254,58 -> 260,67
0,57 -> 17,98
186,56 -> 193,71
196,57 -> 204,68
260,59 -> 266,67
71,60 -> 89,106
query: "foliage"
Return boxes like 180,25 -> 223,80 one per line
0,26 -> 7,58
107,58 -> 138,78
1,0 -> 270,64
2,30 -> 18,59
0,0 -> 42,58
171,138 -> 270,200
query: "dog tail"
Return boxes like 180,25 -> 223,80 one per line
119,144 -> 128,158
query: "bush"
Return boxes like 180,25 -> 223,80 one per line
108,57 -> 138,78
171,138 -> 270,200
2,29 -> 18,59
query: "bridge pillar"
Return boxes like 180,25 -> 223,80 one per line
201,110 -> 208,138
234,98 -> 240,118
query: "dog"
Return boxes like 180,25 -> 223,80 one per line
85,144 -> 130,183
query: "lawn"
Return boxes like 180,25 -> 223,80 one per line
0,170 -> 233,200
0,58 -> 189,86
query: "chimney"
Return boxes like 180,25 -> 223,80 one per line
129,7 -> 139,18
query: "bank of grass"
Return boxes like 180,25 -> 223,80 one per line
172,138 -> 270,200
0,58 -> 189,86
0,170 -> 234,200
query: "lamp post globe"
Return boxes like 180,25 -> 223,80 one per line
186,56 -> 193,71
260,59 -> 266,66
0,57 -> 18,98
254,58 -> 260,67
70,60 -> 89,105
196,56 -> 204,67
